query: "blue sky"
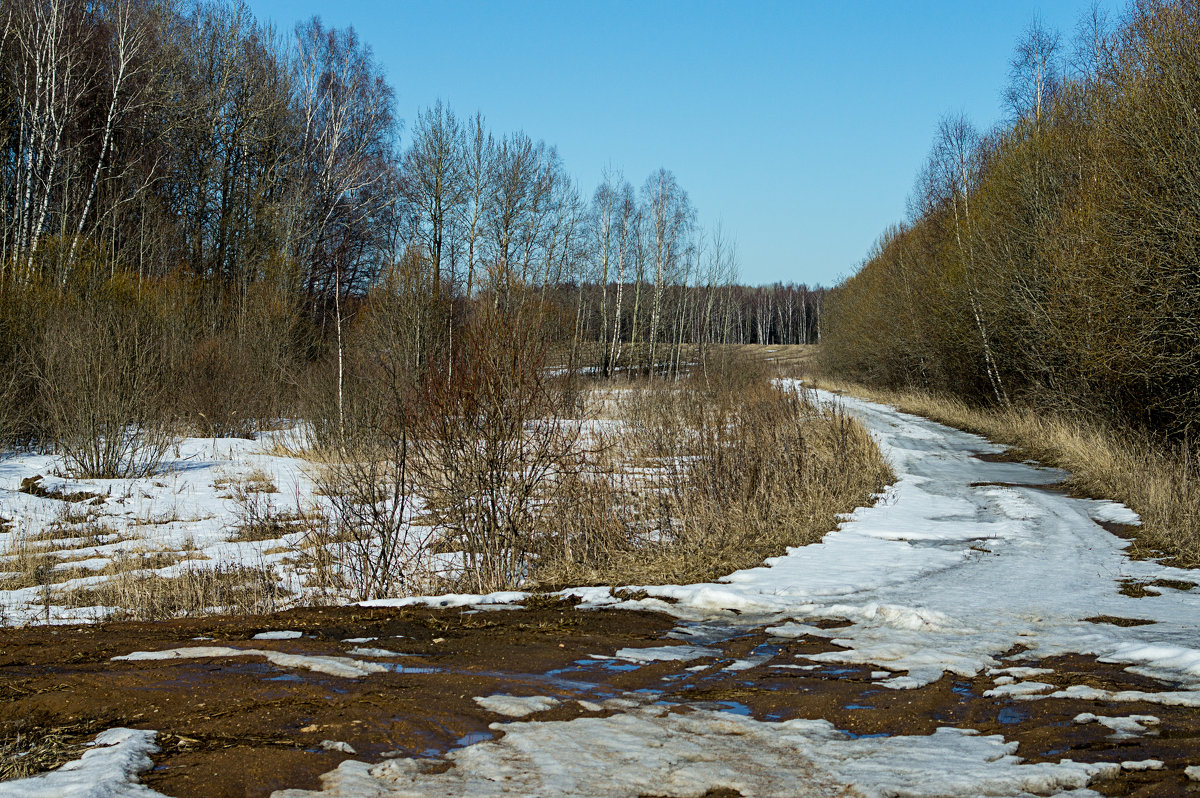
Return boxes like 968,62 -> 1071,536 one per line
247,0 -> 1122,287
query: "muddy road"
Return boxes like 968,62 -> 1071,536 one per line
2,600 -> 1199,796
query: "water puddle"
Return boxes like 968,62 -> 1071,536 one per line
691,700 -> 752,716
382,662 -> 444,675
454,731 -> 494,748
997,707 -> 1027,725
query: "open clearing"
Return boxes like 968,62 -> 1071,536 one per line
3,390 -> 1200,796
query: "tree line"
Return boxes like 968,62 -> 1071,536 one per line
822,0 -> 1200,441
0,0 -> 822,458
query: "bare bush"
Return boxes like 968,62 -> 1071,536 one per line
316,436 -> 442,600
414,302 -> 584,593
34,292 -> 174,478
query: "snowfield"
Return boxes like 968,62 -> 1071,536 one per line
4,387 -> 1200,796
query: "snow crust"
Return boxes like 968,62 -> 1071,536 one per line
0,431 -> 328,623
0,728 -> 165,798
253,631 -> 303,640
612,644 -> 717,663
112,646 -> 388,678
473,694 -> 562,717
272,704 -> 1118,798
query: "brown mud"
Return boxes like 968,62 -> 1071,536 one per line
1,603 -> 1199,797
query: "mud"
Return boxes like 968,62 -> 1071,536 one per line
2,605 -> 1199,797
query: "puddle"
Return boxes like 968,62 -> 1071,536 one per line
454,731 -> 494,748
696,700 -> 752,716
845,703 -> 874,710
577,658 -> 641,673
997,707 -> 1027,725
382,662 -> 443,675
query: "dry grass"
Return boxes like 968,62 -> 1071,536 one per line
59,563 -> 289,621
535,352 -> 894,588
0,543 -> 186,592
226,476 -> 322,543
808,374 -> 1200,567
0,727 -> 85,781
215,467 -> 278,495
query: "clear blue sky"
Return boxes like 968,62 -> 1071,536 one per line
247,0 -> 1122,287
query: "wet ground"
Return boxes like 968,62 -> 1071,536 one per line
2,601 -> 1199,797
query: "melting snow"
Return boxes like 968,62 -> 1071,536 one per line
271,705 -> 1119,797
0,728 -> 165,798
252,630 -> 303,640
112,646 -> 387,679
473,695 -> 562,718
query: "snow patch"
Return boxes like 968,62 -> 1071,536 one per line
252,630 -> 303,640
0,728 -> 165,797
112,646 -> 387,679
473,695 -> 561,718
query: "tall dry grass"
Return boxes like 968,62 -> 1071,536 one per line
809,374 -> 1200,567
536,353 -> 893,587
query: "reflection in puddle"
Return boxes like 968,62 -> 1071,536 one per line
695,700 -> 752,716
822,667 -> 858,676
997,707 -> 1027,725
454,731 -> 493,747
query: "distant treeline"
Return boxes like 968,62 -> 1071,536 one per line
822,0 -> 1200,439
0,0 -> 820,454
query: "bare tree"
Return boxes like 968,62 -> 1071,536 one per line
459,111 -> 493,300
1006,15 -> 1062,124
932,112 -> 1007,404
641,168 -> 693,376
1071,1 -> 1113,85
403,100 -> 465,298
291,16 -> 398,442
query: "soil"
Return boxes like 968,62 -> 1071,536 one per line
1,603 -> 1198,797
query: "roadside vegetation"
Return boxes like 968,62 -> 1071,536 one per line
820,0 -> 1200,565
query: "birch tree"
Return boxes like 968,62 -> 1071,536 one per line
641,168 -> 692,376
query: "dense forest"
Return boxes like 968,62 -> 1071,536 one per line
0,0 -> 823,456
822,0 -> 1200,442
